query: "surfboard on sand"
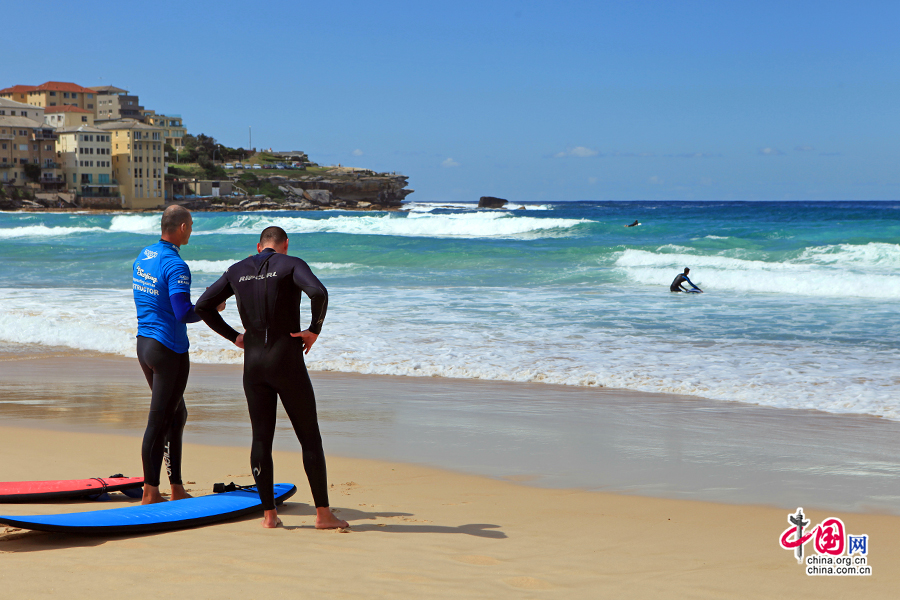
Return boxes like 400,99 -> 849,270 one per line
0,476 -> 144,503
0,483 -> 297,534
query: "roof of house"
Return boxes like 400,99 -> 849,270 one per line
90,85 -> 129,94
0,98 -> 42,110
56,125 -> 107,134
33,81 -> 95,94
45,105 -> 93,114
0,115 -> 51,129
95,119 -> 161,131
0,85 -> 37,94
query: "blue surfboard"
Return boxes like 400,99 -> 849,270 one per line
0,483 -> 296,534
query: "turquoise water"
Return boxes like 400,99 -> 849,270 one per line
1,200 -> 898,418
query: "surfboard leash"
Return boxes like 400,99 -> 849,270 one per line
213,482 -> 258,494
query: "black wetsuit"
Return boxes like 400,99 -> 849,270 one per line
670,273 -> 699,292
137,336 -> 189,486
195,249 -> 329,511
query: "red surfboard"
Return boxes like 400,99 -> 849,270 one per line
0,476 -> 144,503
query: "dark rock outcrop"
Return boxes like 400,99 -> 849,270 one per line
478,196 -> 507,208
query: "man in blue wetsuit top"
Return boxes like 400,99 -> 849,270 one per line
195,225 -> 348,530
670,267 -> 703,293
132,205 -> 223,504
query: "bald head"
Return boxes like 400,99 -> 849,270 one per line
160,205 -> 193,247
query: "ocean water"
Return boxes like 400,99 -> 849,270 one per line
1,201 -> 899,419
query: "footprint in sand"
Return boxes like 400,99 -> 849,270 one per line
452,555 -> 500,566
503,576 -> 552,590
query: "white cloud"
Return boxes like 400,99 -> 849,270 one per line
759,147 -> 785,156
795,145 -> 814,152
352,149 -> 364,156
441,158 -> 460,168
588,177 -> 598,185
648,175 -> 663,185
555,146 -> 599,158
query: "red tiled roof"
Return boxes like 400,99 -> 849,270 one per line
45,105 -> 93,113
34,81 -> 95,94
0,85 -> 37,94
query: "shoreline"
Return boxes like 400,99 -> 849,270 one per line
2,353 -> 900,515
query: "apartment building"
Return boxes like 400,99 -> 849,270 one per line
0,115 -> 63,188
45,105 -> 94,129
0,98 -> 45,122
97,119 -> 165,209
55,126 -> 118,200
142,110 -> 187,149
92,86 -> 145,122
0,82 -> 96,112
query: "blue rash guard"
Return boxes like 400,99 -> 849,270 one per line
133,240 -> 197,353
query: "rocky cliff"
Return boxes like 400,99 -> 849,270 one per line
268,171 -> 413,208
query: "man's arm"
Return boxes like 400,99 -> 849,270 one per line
195,273 -> 242,343
292,261 -> 328,335
170,292 -> 201,323
683,276 -> 702,291
288,261 -> 327,354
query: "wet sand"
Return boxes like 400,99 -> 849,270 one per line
2,355 -> 900,513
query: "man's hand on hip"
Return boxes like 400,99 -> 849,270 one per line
290,330 -> 318,354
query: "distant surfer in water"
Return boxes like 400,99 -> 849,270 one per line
625,220 -> 640,227
196,226 -> 348,530
133,206 -> 223,504
670,268 -> 703,293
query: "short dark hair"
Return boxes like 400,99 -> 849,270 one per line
684,267 -> 690,273
161,205 -> 191,235
259,226 -> 288,246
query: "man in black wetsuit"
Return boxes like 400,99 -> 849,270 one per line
670,267 -> 703,293
195,226 -> 347,529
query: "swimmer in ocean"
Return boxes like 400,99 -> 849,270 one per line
625,220 -> 640,227
670,267 -> 702,293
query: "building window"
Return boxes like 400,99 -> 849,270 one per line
81,116 -> 87,123
64,92 -> 70,98
50,91 -> 56,96
87,104 -> 93,109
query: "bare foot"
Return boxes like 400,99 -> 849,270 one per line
141,485 -> 167,505
316,507 -> 349,529
169,484 -> 193,501
262,509 -> 282,528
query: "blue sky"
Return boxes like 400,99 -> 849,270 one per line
5,0 -> 899,201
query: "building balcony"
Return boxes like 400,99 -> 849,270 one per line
0,133 -> 14,140
41,162 -> 61,169
32,132 -> 58,141
85,181 -> 119,187
79,186 -> 120,197
0,163 -> 13,169
40,176 -> 65,184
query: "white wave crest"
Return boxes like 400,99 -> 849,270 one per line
405,201 -> 553,213
186,260 -> 239,273
187,259 -> 361,273
206,212 -> 590,239
108,214 -> 161,234
0,225 -> 106,238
